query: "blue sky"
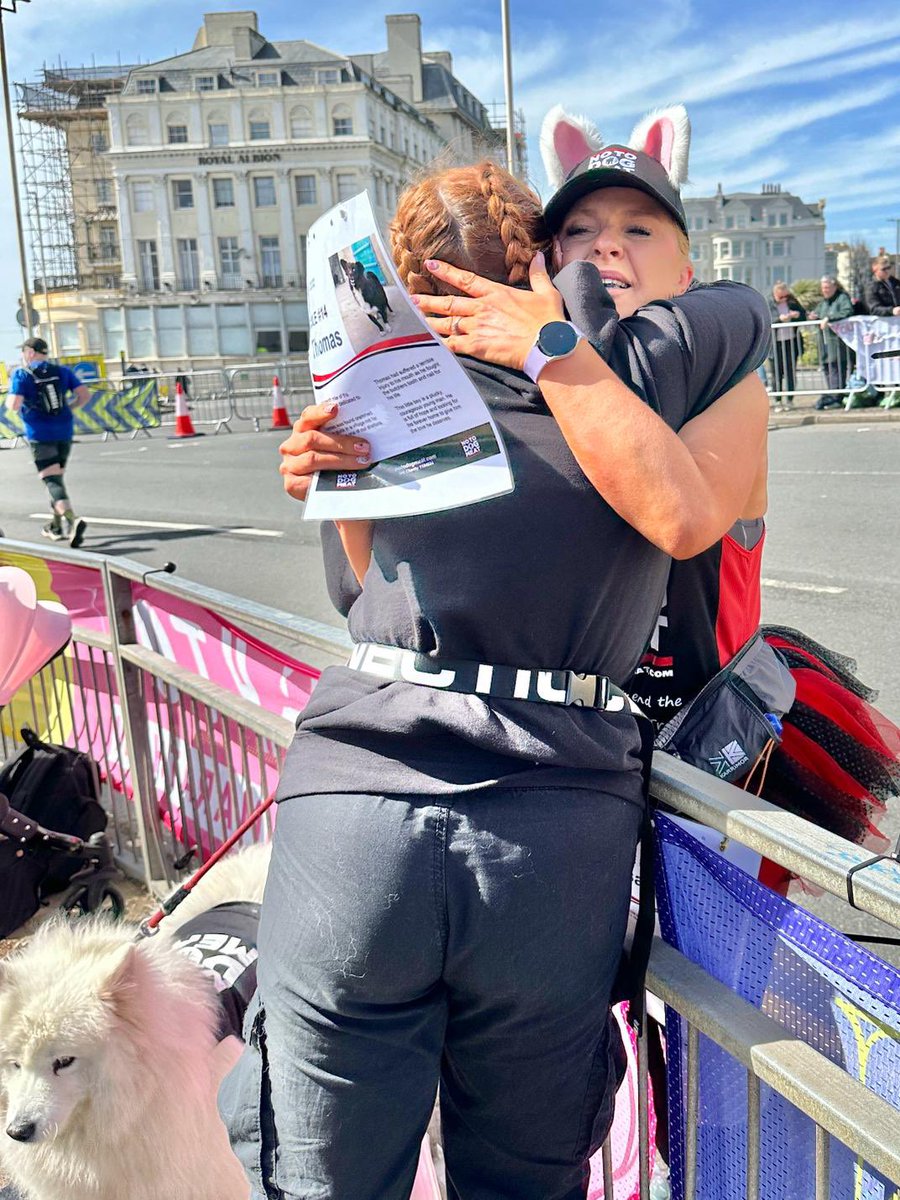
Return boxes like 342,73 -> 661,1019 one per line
1,0 -> 899,360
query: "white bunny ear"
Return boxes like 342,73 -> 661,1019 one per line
628,105 -> 690,188
540,104 -> 603,190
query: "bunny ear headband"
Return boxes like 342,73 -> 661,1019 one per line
540,103 -> 691,234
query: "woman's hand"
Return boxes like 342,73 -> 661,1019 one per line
412,251 -> 566,371
279,401 -> 370,502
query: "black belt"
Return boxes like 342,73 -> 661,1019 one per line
347,642 -> 640,713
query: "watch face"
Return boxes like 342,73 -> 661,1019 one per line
537,321 -> 579,358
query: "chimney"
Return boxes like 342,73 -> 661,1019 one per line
193,11 -> 264,58
385,14 -> 423,103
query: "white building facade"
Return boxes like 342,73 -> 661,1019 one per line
48,11 -> 498,370
683,183 -> 826,295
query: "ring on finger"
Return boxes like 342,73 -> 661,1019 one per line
450,316 -> 462,335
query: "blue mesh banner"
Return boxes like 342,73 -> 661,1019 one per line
655,813 -> 900,1200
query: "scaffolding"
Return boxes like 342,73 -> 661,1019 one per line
486,100 -> 528,181
15,64 -> 133,297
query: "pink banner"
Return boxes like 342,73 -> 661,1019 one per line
0,549 -> 321,855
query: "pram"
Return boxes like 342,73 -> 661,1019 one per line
0,788 -> 124,922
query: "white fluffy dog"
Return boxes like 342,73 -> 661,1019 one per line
0,843 -> 270,1200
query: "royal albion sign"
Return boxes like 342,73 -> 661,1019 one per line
197,151 -> 283,165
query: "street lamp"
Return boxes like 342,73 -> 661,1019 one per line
0,0 -> 34,335
500,0 -> 515,176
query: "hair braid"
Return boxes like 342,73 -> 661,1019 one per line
389,160 -> 547,297
479,163 -> 544,285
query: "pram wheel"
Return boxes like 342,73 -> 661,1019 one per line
60,881 -> 126,922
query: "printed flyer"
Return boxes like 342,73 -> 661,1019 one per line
302,191 -> 514,520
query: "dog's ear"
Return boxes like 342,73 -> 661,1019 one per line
628,105 -> 690,189
99,943 -> 142,1018
540,104 -> 603,190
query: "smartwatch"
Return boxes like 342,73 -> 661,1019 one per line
523,321 -> 583,383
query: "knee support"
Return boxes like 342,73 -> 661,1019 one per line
42,473 -> 70,509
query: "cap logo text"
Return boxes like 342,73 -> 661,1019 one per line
588,149 -> 638,173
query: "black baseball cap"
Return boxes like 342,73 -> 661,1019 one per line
23,336 -> 49,354
543,145 -> 688,236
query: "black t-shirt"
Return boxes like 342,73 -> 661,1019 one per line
275,271 -> 769,804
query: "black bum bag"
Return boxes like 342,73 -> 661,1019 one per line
653,632 -> 797,785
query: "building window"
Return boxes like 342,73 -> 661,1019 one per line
172,180 -> 194,209
767,213 -> 777,227
725,216 -> 735,229
218,236 -> 242,289
195,75 -> 216,92
256,71 -> 280,87
132,180 -> 153,212
294,174 -> 317,205
336,173 -> 356,201
249,119 -> 271,141
56,321 -> 81,354
779,212 -> 788,226
157,305 -> 186,357
98,225 -> 118,260
717,267 -> 732,280
137,239 -> 159,291
136,78 -> 157,95
126,307 -> 154,359
259,236 -> 283,287
253,176 -> 277,207
208,122 -> 229,146
167,124 -> 189,145
177,238 -> 200,290
718,240 -> 730,258
690,246 -> 701,262
126,114 -> 150,146
297,234 -> 307,286
317,68 -> 339,84
90,131 -> 108,154
212,177 -> 235,208
289,329 -> 309,353
187,305 -> 217,356
96,178 -> 114,205
736,216 -> 747,228
289,107 -> 312,138
332,105 -> 353,136
256,329 -> 283,353
771,240 -> 785,257
219,304 -> 252,355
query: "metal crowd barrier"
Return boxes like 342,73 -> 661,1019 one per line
766,319 -> 855,405
225,360 -> 314,429
1,537 -> 898,1198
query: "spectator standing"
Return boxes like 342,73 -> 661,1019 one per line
865,255 -> 900,316
815,275 -> 854,409
767,281 -> 806,411
5,337 -> 89,546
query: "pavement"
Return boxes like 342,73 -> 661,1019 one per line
768,396 -> 900,429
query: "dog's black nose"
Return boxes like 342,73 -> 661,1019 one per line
6,1121 -> 36,1142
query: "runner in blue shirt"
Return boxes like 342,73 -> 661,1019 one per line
6,337 -> 90,546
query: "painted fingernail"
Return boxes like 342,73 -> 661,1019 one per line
323,400 -> 339,415
357,455 -> 370,464
425,259 -> 438,270
410,295 -> 421,306
354,441 -> 368,452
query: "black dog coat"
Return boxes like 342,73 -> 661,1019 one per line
171,900 -> 260,1041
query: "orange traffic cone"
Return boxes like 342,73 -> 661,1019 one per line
168,381 -> 203,439
270,375 -> 291,430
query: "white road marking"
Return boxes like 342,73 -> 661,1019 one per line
769,470 -> 900,476
761,577 -> 846,595
28,514 -> 282,538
